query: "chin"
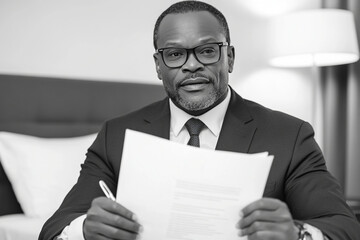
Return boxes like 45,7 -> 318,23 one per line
168,86 -> 223,113
178,96 -> 216,112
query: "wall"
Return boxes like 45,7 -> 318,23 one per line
0,0 -> 321,128
225,0 -> 321,126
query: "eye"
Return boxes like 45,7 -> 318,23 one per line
169,52 -> 183,57
199,47 -> 216,56
165,49 -> 185,60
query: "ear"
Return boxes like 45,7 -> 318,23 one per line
153,53 -> 162,80
227,46 -> 235,73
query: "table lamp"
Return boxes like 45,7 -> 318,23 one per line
268,9 -> 359,147
269,9 -> 359,67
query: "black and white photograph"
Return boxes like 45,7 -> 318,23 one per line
0,0 -> 359,239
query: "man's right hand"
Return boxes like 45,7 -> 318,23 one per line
83,197 -> 142,240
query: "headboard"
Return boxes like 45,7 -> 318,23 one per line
0,74 -> 166,215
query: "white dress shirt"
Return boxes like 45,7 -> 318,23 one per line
57,89 -> 325,240
169,88 -> 231,149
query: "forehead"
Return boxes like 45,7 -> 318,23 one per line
157,11 -> 226,48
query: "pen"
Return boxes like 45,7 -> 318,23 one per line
99,180 -> 116,201
99,181 -> 141,229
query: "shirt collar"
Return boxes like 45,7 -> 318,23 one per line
169,87 -> 231,137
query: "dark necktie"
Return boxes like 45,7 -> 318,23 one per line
185,118 -> 205,147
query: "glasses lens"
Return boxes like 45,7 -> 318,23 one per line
162,48 -> 187,68
195,43 -> 220,64
160,43 -> 223,68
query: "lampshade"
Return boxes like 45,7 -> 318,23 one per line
269,9 -> 359,67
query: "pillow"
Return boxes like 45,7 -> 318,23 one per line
0,132 -> 97,218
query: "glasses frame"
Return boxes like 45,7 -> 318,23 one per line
156,42 -> 229,68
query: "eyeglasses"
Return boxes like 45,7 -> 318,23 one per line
156,42 -> 228,68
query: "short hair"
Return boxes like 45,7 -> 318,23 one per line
153,1 -> 231,49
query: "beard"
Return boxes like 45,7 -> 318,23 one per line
168,87 -> 221,111
164,73 -> 227,112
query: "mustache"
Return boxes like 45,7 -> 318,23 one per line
177,73 -> 212,88
185,73 -> 209,80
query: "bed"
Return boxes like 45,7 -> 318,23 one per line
0,74 -> 165,240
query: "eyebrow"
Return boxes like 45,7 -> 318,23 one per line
162,37 -> 221,48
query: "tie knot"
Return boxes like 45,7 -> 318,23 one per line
185,118 -> 205,136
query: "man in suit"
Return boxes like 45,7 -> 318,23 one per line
39,1 -> 360,240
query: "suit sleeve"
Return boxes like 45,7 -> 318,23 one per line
285,122 -> 360,240
39,122 -> 117,240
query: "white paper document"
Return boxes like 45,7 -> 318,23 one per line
116,129 -> 274,240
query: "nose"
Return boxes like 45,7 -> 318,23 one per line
181,52 -> 204,72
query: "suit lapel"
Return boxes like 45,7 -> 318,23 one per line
141,89 -> 257,153
215,88 -> 257,153
142,98 -> 171,140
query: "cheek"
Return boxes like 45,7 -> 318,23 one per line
209,65 -> 228,87
160,68 -> 180,89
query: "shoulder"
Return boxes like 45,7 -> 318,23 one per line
229,88 -> 306,130
91,98 -> 169,156
247,98 -> 313,138
240,97 -> 318,166
105,98 -> 168,127
230,91 -> 313,144
96,98 -> 169,142
244,98 -> 305,127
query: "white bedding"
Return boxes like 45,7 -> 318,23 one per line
0,214 -> 46,240
0,132 -> 96,218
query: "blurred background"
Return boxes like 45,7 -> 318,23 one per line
0,0 -> 359,209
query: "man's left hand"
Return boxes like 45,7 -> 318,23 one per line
237,198 -> 298,240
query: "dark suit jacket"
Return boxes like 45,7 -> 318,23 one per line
39,88 -> 360,240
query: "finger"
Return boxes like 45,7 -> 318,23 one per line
237,208 -> 292,229
241,198 -> 285,217
85,233 -> 113,240
238,221 -> 279,236
245,230 -> 283,240
93,197 -> 137,221
86,220 -> 139,240
87,206 -> 142,234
